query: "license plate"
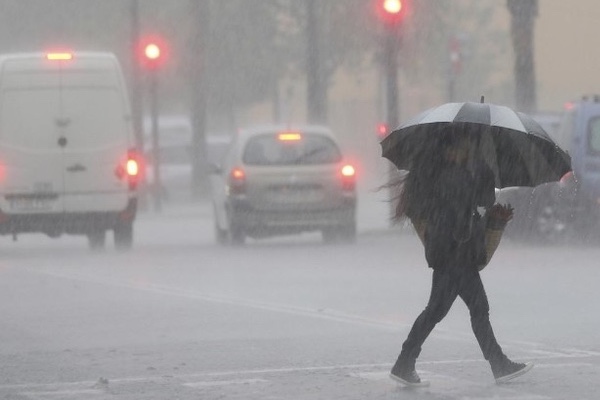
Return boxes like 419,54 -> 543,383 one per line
8,197 -> 54,211
270,187 -> 323,202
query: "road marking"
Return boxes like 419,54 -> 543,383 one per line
25,268 -> 411,332
20,388 -> 105,399
24,267 -> 600,362
533,362 -> 594,368
1,359 -> 590,400
183,378 -> 268,388
352,369 -> 554,400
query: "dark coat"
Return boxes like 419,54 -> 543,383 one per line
424,161 -> 495,271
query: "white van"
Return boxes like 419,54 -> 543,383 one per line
0,52 -> 141,249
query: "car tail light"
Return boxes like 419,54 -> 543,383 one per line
341,164 -> 356,191
116,149 -> 144,190
228,167 -> 246,195
559,170 -> 576,186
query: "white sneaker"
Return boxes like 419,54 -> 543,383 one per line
494,362 -> 534,384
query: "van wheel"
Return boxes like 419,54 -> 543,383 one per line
229,228 -> 246,246
215,220 -> 228,245
214,205 -> 228,245
87,231 -> 106,251
114,223 -> 133,251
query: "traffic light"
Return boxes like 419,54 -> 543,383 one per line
144,43 -> 161,61
377,123 -> 389,139
377,0 -> 406,25
383,0 -> 402,14
138,36 -> 167,70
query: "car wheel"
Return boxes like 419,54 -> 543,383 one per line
229,226 -> 245,246
226,209 -> 246,246
322,223 -> 356,244
338,222 -> 357,244
87,230 -> 106,251
321,228 -> 336,244
533,199 -> 569,243
114,222 -> 133,251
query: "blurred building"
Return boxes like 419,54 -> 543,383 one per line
536,0 -> 600,111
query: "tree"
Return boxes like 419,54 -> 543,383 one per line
203,0 -> 289,129
386,1 -> 511,109
187,0 -> 210,198
280,0 -> 375,124
305,0 -> 326,124
507,0 -> 538,113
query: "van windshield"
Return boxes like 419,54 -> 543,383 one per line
243,133 -> 341,166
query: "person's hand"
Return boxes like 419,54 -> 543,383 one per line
486,203 -> 514,229
489,203 -> 514,222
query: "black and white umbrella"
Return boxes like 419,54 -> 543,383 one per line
380,101 -> 572,188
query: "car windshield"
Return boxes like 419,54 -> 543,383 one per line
242,133 -> 342,165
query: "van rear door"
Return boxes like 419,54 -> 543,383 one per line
61,86 -> 130,212
0,85 -> 64,214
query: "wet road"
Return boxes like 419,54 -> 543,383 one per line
1,202 -> 599,399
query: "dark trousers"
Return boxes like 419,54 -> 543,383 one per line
398,268 -> 505,366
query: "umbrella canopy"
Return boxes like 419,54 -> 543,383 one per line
380,101 -> 572,188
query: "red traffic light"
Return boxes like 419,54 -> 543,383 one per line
376,0 -> 406,25
138,36 -> 167,70
377,123 -> 389,139
144,43 -> 161,61
383,0 -> 402,14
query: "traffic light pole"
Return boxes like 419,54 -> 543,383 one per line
149,71 -> 162,213
383,28 -> 399,130
383,22 -> 401,221
129,0 -> 143,151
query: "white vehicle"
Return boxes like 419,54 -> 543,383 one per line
0,51 -> 141,249
210,125 -> 357,245
143,115 -> 231,203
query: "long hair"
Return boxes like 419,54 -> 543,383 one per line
389,127 -> 466,222
391,159 -> 443,223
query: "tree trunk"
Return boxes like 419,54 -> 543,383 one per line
306,0 -> 327,124
507,0 -> 538,113
188,0 -> 211,200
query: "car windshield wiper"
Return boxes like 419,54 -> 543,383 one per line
290,147 -> 328,164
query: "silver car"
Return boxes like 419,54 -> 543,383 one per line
210,125 -> 357,245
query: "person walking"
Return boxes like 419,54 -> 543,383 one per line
390,128 -> 533,387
